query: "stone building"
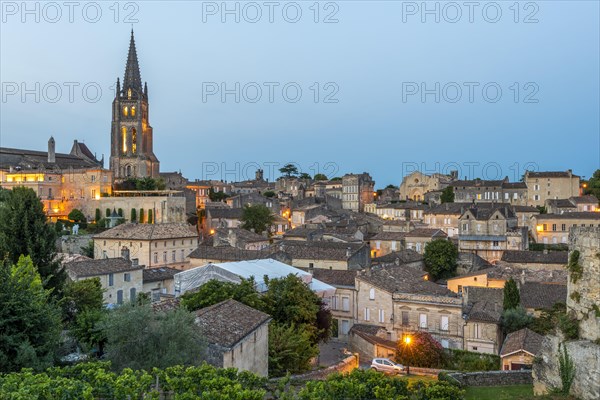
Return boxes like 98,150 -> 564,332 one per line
93,223 -> 199,270
110,30 -> 160,180
530,212 -> 600,244
399,171 -> 454,201
524,170 -> 580,207
462,287 -> 503,354
423,202 -> 469,238
273,240 -> 371,271
342,173 -> 374,212
355,265 -> 463,348
65,255 -> 143,306
545,195 -> 599,214
195,299 -> 271,377
533,227 -> 600,400
500,328 -> 543,370
450,178 -> 527,205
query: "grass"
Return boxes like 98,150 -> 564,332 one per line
465,385 -> 576,400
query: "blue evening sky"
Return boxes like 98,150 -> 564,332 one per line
1,1 -> 599,186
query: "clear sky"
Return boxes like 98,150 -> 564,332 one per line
1,1 -> 599,186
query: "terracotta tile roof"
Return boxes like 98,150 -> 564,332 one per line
405,228 -> 447,238
425,202 -> 471,215
463,287 -> 503,323
371,231 -> 407,241
66,258 -> 142,278
94,223 -> 198,240
501,250 -> 568,264
512,205 -> 539,213
207,208 -> 244,219
372,249 -> 423,265
520,282 -> 567,310
143,267 -> 179,283
451,179 -> 506,188
526,171 -> 579,178
500,328 -> 543,357
569,195 -> 599,204
195,299 -> 271,349
301,268 -> 357,287
0,146 -> 102,170
188,245 -> 265,261
272,240 -> 367,261
358,265 -> 454,297
534,212 -> 600,220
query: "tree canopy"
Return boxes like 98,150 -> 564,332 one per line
0,187 -> 65,293
241,204 -> 275,235
503,277 -> 520,310
279,163 -> 298,177
583,169 -> 600,199
0,256 -> 62,372
313,173 -> 328,181
395,331 -> 446,368
440,186 -> 454,203
423,239 -> 458,281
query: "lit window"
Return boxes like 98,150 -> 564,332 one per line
127,88 -> 132,99
131,106 -> 136,116
123,106 -> 129,116
132,128 -> 137,154
121,127 -> 127,153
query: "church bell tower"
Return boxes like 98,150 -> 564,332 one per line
110,30 -> 160,180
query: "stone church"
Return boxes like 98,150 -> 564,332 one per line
110,30 -> 160,181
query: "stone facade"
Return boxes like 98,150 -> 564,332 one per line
449,370 -> 532,387
342,173 -> 374,212
525,170 -> 580,207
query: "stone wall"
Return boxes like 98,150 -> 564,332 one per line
60,234 -> 93,254
449,370 -> 532,387
533,227 -> 600,400
274,354 -> 358,381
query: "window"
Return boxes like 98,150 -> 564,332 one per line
172,251 -> 176,262
493,241 -> 499,247
419,313 -> 428,329
123,106 -> 128,116
108,273 -> 114,286
121,126 -> 127,153
153,253 -> 158,263
378,309 -> 385,323
473,323 -> 481,339
124,273 -> 131,282
364,308 -> 370,321
103,250 -> 108,259
342,296 -> 350,312
131,106 -> 136,116
130,287 -> 136,302
117,290 -> 123,304
375,241 -> 381,250
331,296 -> 338,310
341,320 -> 349,335
163,252 -> 167,262
552,224 -> 557,231
401,311 -> 409,326
181,249 -> 185,260
369,288 -> 375,300
441,339 -> 449,348
543,224 -> 547,231
562,224 -> 566,231
457,285 -> 463,294
391,241 -> 397,251
440,315 -> 449,331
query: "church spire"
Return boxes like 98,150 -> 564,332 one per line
123,29 -> 143,96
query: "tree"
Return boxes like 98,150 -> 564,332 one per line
241,204 -> 275,235
385,184 -> 398,189
117,208 -> 123,217
423,239 -> 458,281
99,302 -> 206,371
68,209 -> 86,223
95,209 -> 101,223
181,278 -> 264,312
106,208 -> 111,218
0,187 -> 65,293
268,323 -> 319,376
395,331 -> 446,368
139,208 -> 145,223
330,177 -> 342,181
60,277 -> 104,325
147,209 -> 153,224
208,187 -> 229,202
314,173 -> 328,181
582,169 -> 600,199
263,190 -> 276,198
0,256 -> 62,372
503,277 -> 520,310
298,172 -> 311,180
501,306 -> 533,334
81,240 -> 95,258
130,208 -> 137,222
279,163 -> 298,177
440,186 -> 455,203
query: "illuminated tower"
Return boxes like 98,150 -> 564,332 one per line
110,30 -> 159,180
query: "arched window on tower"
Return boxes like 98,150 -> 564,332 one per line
127,89 -> 132,99
132,128 -> 137,154
121,127 -> 127,153
131,106 -> 136,117
126,165 -> 132,177
123,106 -> 128,116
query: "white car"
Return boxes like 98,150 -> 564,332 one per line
370,358 -> 405,375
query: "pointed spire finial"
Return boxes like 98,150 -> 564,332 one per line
123,29 -> 142,97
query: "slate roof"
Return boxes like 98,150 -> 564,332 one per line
462,204 -> 516,220
534,212 -> 600,220
143,267 -> 179,283
569,195 -> 599,204
0,146 -> 102,170
372,249 -> 423,265
425,203 -> 470,215
463,287 -> 503,323
66,258 -> 142,278
526,171 -> 579,178
520,282 -> 567,310
188,245 -> 265,261
94,223 -> 198,240
546,199 -> 576,209
501,250 -> 568,264
300,268 -> 357,287
195,299 -> 271,349
500,328 -> 544,357
405,228 -> 447,238
358,265 -> 454,297
371,232 -> 406,241
207,208 -> 244,219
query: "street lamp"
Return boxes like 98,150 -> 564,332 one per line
403,335 -> 411,375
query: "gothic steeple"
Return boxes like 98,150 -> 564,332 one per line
123,29 -> 143,97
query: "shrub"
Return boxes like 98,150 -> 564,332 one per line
567,250 -> 583,283
558,313 -> 579,340
396,331 -> 446,368
558,343 -> 575,394
444,349 -> 500,372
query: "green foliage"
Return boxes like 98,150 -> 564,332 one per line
263,190 -> 276,198
503,277 -> 521,311
269,322 -> 319,376
330,177 -> 342,181
557,313 -> 579,340
443,349 -> 500,372
117,208 -> 123,217
557,343 -> 575,395
423,239 -> 458,281
81,240 -> 94,258
106,208 -> 111,218
440,186 -> 455,203
130,208 -> 137,222
298,369 -> 464,400
208,187 -> 230,202
181,278 -> 264,312
530,302 -> 567,335
569,291 -> 581,303
60,277 -> 104,325
241,204 -> 275,235
68,209 -> 86,223
99,302 -> 206,371
95,208 -> 101,223
501,306 -> 533,334
279,163 -> 298,177
139,208 -> 145,223
298,172 -> 311,180
396,331 -> 446,368
115,177 -> 166,191
582,169 -> 600,199
567,250 -> 583,283
536,205 -> 547,214
0,187 -> 65,293
147,209 -> 153,224
0,256 -> 62,372
314,173 -> 328,181
592,304 -> 600,318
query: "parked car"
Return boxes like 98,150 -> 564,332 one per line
370,358 -> 405,374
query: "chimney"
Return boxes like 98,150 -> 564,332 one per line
121,246 -> 130,261
346,247 -> 352,258
48,136 -> 55,163
132,258 -> 139,266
